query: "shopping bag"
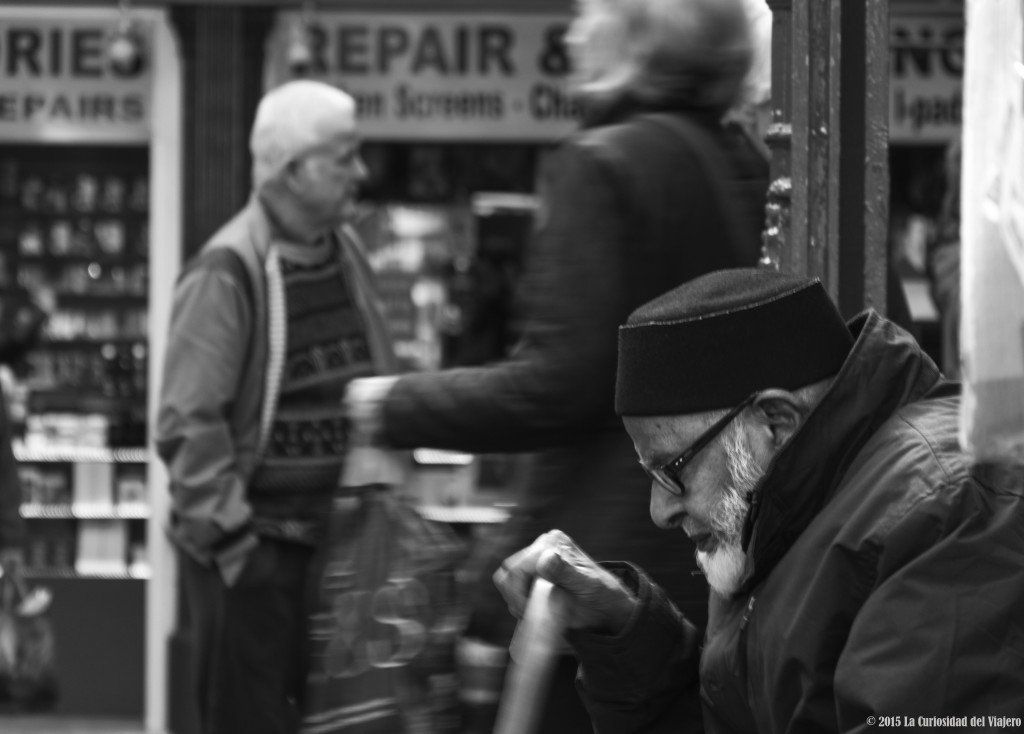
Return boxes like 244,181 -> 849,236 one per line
302,446 -> 468,734
0,568 -> 57,712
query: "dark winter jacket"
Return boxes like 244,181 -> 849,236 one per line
569,313 -> 1024,732
381,98 -> 769,619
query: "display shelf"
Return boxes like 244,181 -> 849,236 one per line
27,387 -> 141,402
26,390 -> 142,409
21,503 -> 149,520
25,567 -> 150,581
14,444 -> 149,464
39,336 -> 146,347
413,448 -> 475,466
416,504 -> 511,524
16,252 -> 148,264
4,145 -> 150,448
54,293 -> 148,306
27,387 -> 139,399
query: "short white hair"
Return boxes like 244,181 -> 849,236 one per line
249,80 -> 357,188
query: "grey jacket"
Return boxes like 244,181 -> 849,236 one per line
155,197 -> 395,583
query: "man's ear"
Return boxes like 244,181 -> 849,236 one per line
279,158 -> 305,195
751,390 -> 804,449
261,162 -> 301,199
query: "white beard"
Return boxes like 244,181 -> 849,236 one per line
695,424 -> 764,596
697,542 -> 748,596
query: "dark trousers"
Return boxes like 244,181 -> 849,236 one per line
178,539 -> 316,734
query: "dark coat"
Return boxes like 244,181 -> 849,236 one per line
569,314 -> 1024,732
382,98 -> 769,622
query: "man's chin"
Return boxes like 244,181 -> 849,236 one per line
696,543 -> 747,596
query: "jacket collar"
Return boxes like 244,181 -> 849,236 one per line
738,311 -> 943,594
580,90 -> 722,129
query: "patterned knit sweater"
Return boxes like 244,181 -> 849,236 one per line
249,236 -> 375,544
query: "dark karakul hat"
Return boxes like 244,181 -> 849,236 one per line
615,268 -> 854,416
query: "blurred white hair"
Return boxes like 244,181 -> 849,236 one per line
249,80 -> 357,189
575,0 -> 754,113
740,0 -> 772,108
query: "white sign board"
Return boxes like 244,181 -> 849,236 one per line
890,13 -> 964,144
0,9 -> 152,143
265,12 -> 579,142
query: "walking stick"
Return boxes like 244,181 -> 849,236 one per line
493,579 -> 569,734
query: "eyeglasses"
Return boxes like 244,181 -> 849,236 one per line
640,392 -> 758,496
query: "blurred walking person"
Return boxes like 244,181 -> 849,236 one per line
346,0 -> 769,729
155,80 -> 394,734
927,140 -> 962,378
0,283 -> 54,584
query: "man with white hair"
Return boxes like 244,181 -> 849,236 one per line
496,268 -> 1024,731
156,80 -> 394,734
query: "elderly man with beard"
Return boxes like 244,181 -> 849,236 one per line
495,268 -> 1024,732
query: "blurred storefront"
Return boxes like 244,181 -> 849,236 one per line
0,2 -> 182,729
888,0 -> 964,362
258,7 -> 586,521
262,8 -> 573,375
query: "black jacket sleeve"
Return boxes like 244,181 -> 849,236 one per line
568,563 -> 705,733
382,140 -> 634,453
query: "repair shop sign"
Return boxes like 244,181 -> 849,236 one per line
0,10 -> 151,143
890,12 -> 963,144
264,11 -> 579,141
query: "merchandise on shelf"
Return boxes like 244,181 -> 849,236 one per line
2,145 -> 152,582
17,453 -> 150,579
2,146 -> 150,450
